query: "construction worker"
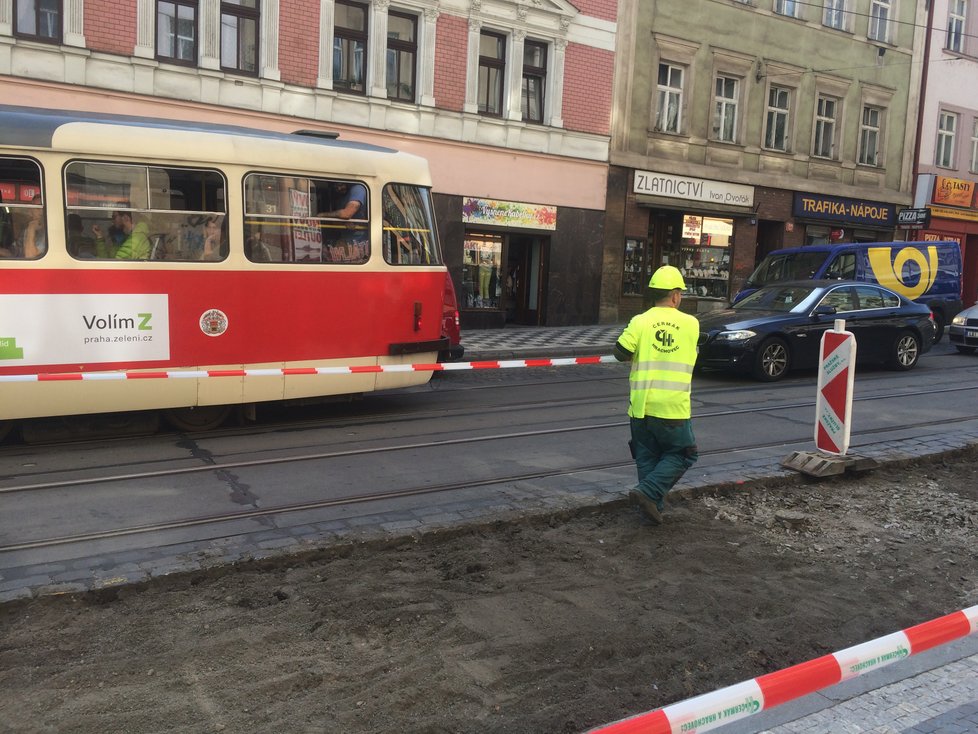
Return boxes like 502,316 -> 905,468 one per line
614,265 -> 699,525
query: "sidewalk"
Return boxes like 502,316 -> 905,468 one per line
460,323 -> 623,360
726,636 -> 978,733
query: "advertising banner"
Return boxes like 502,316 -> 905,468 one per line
462,198 -> 557,230
932,176 -> 976,208
0,294 -> 170,367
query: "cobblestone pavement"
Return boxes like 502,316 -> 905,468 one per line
716,638 -> 978,734
460,323 -> 623,359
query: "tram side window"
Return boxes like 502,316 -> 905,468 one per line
64,161 -> 227,261
0,158 -> 46,261
243,173 -> 369,264
382,184 -> 442,265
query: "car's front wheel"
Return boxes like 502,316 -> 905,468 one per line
752,337 -> 790,381
888,331 -> 921,370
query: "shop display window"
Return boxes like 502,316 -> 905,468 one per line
622,238 -> 648,295
461,233 -> 503,309
679,215 -> 731,299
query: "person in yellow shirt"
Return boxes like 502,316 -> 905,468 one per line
614,265 -> 699,525
93,209 -> 150,260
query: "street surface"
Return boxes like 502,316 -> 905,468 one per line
0,340 -> 976,733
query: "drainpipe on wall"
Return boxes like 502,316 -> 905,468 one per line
911,0 -> 935,205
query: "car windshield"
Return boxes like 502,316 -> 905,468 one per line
733,284 -> 816,312
747,251 -> 829,287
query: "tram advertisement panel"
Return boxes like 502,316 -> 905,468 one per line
0,294 -> 170,367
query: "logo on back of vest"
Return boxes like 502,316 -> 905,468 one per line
653,322 -> 680,353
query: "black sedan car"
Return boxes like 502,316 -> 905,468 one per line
697,280 -> 936,381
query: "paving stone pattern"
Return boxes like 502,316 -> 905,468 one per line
754,654 -> 978,734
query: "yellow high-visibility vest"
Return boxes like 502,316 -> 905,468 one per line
617,306 -> 699,419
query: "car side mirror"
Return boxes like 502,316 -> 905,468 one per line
814,304 -> 837,317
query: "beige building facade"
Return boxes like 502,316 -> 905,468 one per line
601,0 -> 925,322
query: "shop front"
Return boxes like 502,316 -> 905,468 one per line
791,192 -> 898,245
620,170 -> 756,317
915,175 -> 978,306
457,197 -> 556,330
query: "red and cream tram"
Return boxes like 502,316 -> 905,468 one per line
0,105 -> 457,438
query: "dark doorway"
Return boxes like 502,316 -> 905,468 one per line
505,235 -> 549,325
756,220 -> 784,265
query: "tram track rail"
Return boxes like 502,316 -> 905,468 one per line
2,381 -> 977,495
2,382 -> 977,555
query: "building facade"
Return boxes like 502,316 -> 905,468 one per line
602,0 -> 924,322
0,0 -> 618,328
911,0 -> 978,305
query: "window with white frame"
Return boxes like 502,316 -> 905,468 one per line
823,0 -> 847,29
656,63 -> 684,133
522,40 -> 548,124
947,0 -> 966,52
765,86 -> 791,151
386,10 -> 417,102
936,111 -> 957,168
13,0 -> 61,43
775,0 -> 799,17
971,119 -> 978,173
220,0 -> 258,75
858,106 -> 882,166
813,95 -> 838,158
478,30 -> 506,117
157,0 -> 197,65
713,76 -> 739,142
869,0 -> 890,42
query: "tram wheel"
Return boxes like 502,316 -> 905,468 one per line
0,420 -> 15,444
162,405 -> 233,432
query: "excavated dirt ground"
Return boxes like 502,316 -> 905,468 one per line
1,447 -> 977,734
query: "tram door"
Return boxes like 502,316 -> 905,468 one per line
505,235 -> 548,325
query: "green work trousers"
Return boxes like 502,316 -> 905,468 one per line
630,416 -> 698,510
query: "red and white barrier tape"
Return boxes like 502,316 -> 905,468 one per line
0,355 -> 618,383
587,604 -> 978,734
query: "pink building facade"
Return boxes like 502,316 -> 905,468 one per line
912,0 -> 978,305
0,0 -> 617,327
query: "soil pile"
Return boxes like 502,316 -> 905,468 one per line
2,448 -> 976,734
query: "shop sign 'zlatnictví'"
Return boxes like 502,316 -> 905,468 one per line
633,171 -> 755,208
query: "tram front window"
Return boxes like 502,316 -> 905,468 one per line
382,183 -> 441,266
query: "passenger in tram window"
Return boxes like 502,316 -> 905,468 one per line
19,194 -> 47,259
245,222 -> 275,262
318,182 -> 367,221
198,215 -> 227,261
93,208 -> 151,260
318,182 -> 368,263
67,214 -> 97,258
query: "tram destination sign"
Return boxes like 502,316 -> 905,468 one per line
896,208 -> 931,229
